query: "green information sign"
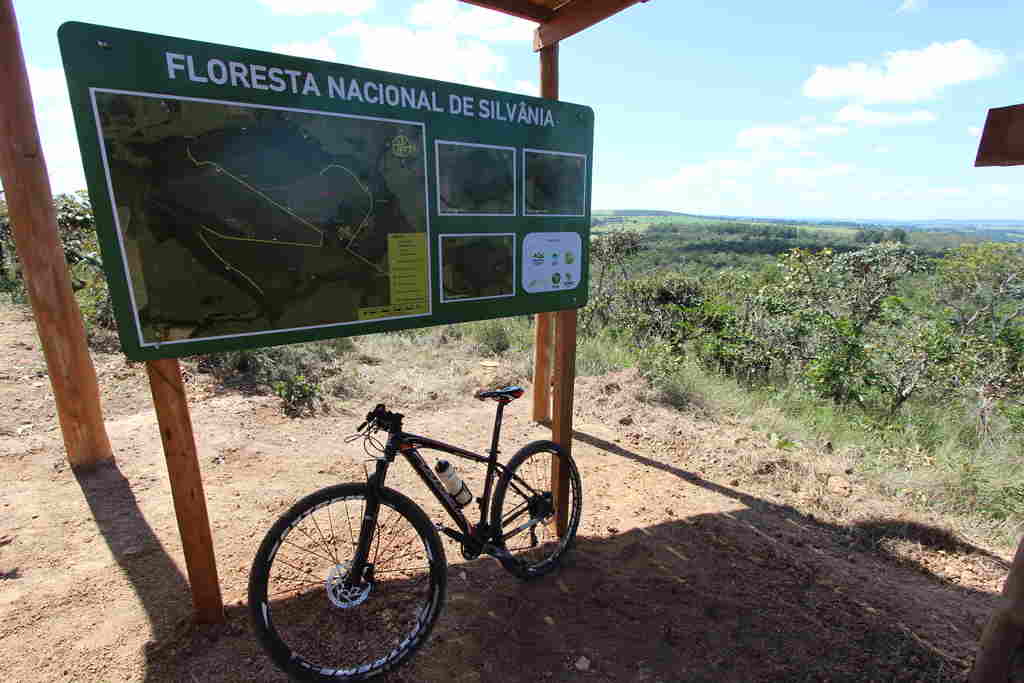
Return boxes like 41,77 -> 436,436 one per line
58,22 -> 593,360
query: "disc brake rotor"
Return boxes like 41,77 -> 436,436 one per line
326,562 -> 372,609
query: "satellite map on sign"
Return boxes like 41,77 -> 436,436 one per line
93,90 -> 429,345
435,141 -> 515,215
524,149 -> 587,216
440,234 -> 515,302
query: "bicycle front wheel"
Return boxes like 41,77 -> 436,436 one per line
491,440 -> 582,580
248,483 -> 446,681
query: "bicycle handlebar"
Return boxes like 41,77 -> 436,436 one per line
358,404 -> 404,434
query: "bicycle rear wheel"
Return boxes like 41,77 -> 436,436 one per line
248,483 -> 446,681
491,440 -> 582,580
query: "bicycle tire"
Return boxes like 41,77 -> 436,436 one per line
491,440 -> 582,580
249,483 -> 447,681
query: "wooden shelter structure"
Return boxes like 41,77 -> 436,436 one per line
0,0 -> 652,623
969,102 -> 1024,683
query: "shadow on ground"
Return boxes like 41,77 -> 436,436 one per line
73,464 -> 200,677
141,432 -> 1001,682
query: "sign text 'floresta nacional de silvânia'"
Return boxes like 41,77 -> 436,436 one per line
164,53 -> 558,127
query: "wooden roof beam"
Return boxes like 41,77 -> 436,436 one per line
458,0 -> 554,23
534,0 -> 648,51
975,104 -> 1024,167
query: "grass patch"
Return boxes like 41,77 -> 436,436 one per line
626,343 -> 1024,547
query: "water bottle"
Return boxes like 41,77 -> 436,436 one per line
435,460 -> 472,508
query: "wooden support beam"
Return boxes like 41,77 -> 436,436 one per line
970,535 -> 1024,682
975,104 -> 1024,167
534,0 -> 646,51
532,312 -> 553,422
459,0 -> 553,22
146,358 -> 224,624
532,43 -> 560,425
551,309 -> 577,535
536,42 -> 575,534
0,0 -> 114,469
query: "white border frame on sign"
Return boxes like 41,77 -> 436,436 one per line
438,232 -> 517,303
522,147 -> 588,218
90,87 -> 433,349
434,140 -> 517,217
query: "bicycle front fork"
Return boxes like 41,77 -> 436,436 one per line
349,459 -> 389,583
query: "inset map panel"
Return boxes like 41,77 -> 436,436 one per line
436,141 -> 515,215
440,234 -> 515,302
524,149 -> 587,217
92,89 -> 430,346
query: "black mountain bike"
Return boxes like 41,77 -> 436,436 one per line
248,386 -> 583,681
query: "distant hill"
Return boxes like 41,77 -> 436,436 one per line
593,210 -> 1024,238
593,209 -> 693,217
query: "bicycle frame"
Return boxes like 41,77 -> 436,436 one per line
351,401 -> 516,578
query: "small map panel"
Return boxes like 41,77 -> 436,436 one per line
524,149 -> 587,217
440,234 -> 515,302
436,141 -> 515,215
92,90 -> 429,346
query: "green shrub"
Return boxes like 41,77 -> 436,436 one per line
273,373 -> 323,417
197,339 -> 355,416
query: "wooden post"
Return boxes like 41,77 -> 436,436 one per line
532,312 -> 553,422
146,358 -> 224,624
536,42 -> 575,534
971,534 -> 1024,681
551,309 -> 577,535
0,0 -> 114,469
532,45 -> 560,426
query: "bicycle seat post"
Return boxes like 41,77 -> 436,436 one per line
488,399 -> 507,458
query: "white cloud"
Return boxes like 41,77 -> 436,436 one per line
512,80 -> 539,96
271,38 -> 337,62
408,0 -> 533,41
989,184 -> 1012,196
871,185 -> 968,202
259,0 -> 376,16
650,159 -> 758,214
333,21 -> 507,88
836,104 -> 936,125
735,122 -> 846,152
736,125 -> 806,149
775,164 -> 855,188
968,125 -> 982,137
802,39 -> 1006,104
873,145 -> 891,153
896,0 -> 926,13
26,65 -> 85,195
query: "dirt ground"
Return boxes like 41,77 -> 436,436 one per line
0,302 -> 1016,682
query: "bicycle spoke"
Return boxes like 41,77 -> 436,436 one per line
267,578 -> 323,598
372,508 -> 407,567
309,509 -> 340,566
280,534 -> 339,566
374,547 -> 429,570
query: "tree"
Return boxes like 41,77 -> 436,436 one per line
580,229 -> 644,333
937,242 -> 1024,342
776,243 -> 923,405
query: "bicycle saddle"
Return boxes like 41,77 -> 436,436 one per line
474,386 -> 525,402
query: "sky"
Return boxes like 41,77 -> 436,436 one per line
10,0 -> 1024,221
